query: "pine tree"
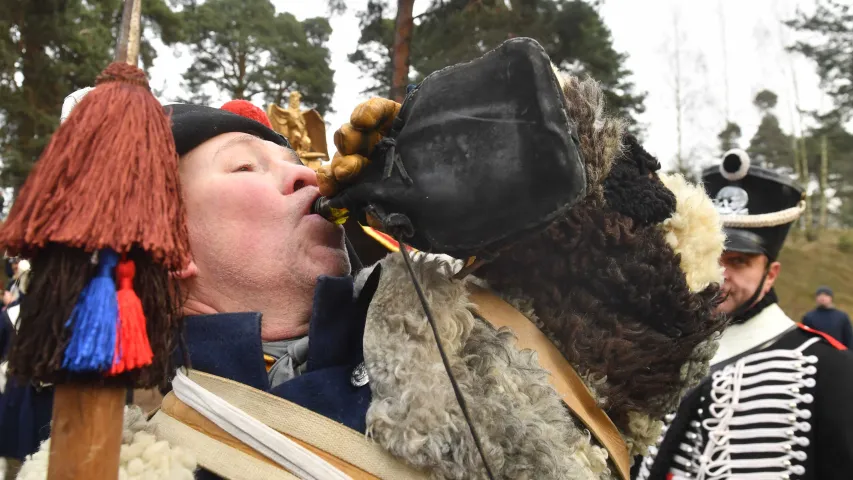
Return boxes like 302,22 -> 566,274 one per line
807,113 -> 853,227
181,0 -> 335,113
0,0 -> 181,194
746,90 -> 793,169
788,1 -> 853,119
788,1 -> 853,227
347,0 -> 645,128
718,122 -> 742,154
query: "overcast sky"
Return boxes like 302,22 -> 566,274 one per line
148,0 -> 826,172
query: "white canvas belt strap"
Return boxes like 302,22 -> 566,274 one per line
152,369 -> 427,480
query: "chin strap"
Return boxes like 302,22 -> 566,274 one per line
729,265 -> 770,321
344,235 -> 364,272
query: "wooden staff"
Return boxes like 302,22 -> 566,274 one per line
116,0 -> 142,66
47,2 -> 142,479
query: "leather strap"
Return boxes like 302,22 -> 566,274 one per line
153,397 -> 300,480
157,393 -> 374,479
467,284 -> 631,480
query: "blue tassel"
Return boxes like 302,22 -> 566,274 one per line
62,249 -> 119,372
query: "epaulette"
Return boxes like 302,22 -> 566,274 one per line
797,323 -> 848,350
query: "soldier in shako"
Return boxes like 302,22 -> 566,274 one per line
638,149 -> 853,480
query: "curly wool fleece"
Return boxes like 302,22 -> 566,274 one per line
17,407 -> 196,480
361,254 -> 612,480
658,173 -> 726,294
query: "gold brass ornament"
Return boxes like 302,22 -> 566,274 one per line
267,91 -> 328,171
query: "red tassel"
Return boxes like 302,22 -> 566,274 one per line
109,258 -> 153,375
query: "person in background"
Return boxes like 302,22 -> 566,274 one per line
802,286 -> 853,348
2,259 -> 28,311
2,259 -> 18,308
0,257 -> 42,480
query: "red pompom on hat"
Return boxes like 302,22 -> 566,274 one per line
220,99 -> 272,129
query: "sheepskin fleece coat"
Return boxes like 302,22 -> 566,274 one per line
17,406 -> 197,480
361,254 -> 611,479
18,255 -> 615,479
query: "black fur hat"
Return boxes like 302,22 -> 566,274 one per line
166,103 -> 290,156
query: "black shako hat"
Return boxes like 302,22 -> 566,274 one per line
334,37 -> 586,259
165,103 -> 291,156
702,149 -> 805,261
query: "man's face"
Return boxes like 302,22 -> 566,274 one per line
179,132 -> 349,305
816,293 -> 833,307
718,251 -> 780,315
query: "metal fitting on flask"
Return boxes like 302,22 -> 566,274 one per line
310,197 -> 349,225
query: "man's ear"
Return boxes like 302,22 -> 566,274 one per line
764,261 -> 782,293
173,259 -> 199,280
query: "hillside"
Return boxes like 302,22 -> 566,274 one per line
775,230 -> 853,321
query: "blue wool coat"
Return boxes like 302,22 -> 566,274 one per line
0,269 -> 380,462
177,271 -> 378,432
802,306 -> 853,349
0,300 -> 55,461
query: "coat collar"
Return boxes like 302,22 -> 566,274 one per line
711,302 -> 794,366
180,274 -> 372,391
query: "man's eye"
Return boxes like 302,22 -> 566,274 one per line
234,163 -> 254,172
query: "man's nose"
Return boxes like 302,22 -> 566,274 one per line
720,266 -> 731,285
281,163 -> 318,195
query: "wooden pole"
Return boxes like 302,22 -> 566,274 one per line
115,0 -> 142,66
47,386 -> 126,480
46,2 -> 143,479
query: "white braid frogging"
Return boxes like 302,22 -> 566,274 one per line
637,337 -> 820,480
636,413 -> 706,480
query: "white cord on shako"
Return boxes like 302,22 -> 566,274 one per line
171,370 -> 351,480
721,201 -> 806,229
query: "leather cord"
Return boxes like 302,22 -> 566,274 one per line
394,232 -> 496,480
